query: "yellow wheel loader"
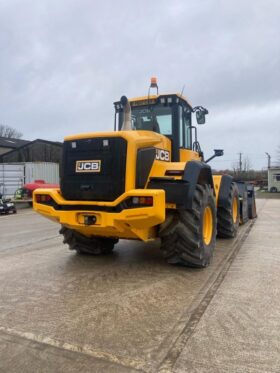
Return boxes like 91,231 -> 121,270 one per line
33,78 -> 256,267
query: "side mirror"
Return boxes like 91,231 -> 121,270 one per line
193,106 -> 209,125
196,111 -> 206,124
214,149 -> 224,157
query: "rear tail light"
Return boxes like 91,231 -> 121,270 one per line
35,194 -> 53,203
130,196 -> 153,207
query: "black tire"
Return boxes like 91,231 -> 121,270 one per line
248,197 -> 257,219
217,182 -> 239,238
270,187 -> 277,193
159,184 -> 216,268
59,226 -> 118,255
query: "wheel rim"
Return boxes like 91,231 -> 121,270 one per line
232,196 -> 238,223
203,206 -> 213,245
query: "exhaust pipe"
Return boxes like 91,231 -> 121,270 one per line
120,96 -> 132,131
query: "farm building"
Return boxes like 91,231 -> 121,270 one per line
0,138 -> 62,163
0,137 -> 30,156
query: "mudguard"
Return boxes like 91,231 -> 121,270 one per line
183,161 -> 214,209
148,161 -> 214,210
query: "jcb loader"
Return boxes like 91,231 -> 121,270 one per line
33,78 -> 256,267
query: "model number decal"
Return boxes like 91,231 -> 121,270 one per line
76,160 -> 101,172
155,149 -> 170,162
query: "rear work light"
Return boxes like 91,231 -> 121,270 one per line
36,194 -> 53,203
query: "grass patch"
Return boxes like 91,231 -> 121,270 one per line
256,190 -> 280,199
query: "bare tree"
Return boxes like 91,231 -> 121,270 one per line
243,156 -> 252,172
231,161 -> 239,175
232,154 -> 252,180
0,124 -> 22,138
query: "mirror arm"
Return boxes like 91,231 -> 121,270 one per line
205,154 -> 217,163
205,149 -> 224,163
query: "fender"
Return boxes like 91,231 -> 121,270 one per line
183,161 -> 214,209
148,161 -> 214,210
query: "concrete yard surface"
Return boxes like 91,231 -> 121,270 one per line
0,199 -> 279,372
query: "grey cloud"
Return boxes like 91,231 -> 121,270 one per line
0,0 -> 279,169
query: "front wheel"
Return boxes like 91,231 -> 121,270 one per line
59,226 -> 118,255
159,184 -> 217,268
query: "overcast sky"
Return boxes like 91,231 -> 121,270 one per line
0,0 -> 279,169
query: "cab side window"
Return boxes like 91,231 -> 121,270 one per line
179,105 -> 192,149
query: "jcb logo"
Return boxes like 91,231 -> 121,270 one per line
155,149 -> 170,162
76,160 -> 101,173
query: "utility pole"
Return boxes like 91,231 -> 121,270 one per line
265,152 -> 271,169
238,152 -> 242,172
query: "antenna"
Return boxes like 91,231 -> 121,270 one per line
180,84 -> 185,97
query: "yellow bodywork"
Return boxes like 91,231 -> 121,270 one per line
33,129 -> 224,241
65,130 -> 171,192
33,130 -> 172,241
180,149 -> 201,162
212,175 -> 223,206
33,188 -> 165,241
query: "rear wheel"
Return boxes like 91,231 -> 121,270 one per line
59,226 -> 118,255
217,182 -> 239,238
270,187 -> 278,193
248,195 -> 257,219
159,184 -> 216,268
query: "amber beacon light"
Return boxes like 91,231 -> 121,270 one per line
149,76 -> 158,94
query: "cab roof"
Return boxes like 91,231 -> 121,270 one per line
114,93 -> 193,110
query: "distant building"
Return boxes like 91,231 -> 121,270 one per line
0,138 -> 62,163
0,137 -> 30,156
268,167 -> 280,192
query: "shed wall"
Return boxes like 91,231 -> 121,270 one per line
25,163 -> 60,184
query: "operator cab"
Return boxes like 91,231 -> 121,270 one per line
114,94 -> 207,162
113,79 -> 208,162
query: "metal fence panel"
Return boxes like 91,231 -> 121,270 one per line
0,162 -> 60,198
24,162 -> 60,184
0,164 -> 25,198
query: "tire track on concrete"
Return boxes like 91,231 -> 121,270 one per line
2,216 -> 255,373
156,204 -> 263,373
0,202 -> 265,373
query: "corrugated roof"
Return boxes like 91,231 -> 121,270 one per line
0,137 -> 30,148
